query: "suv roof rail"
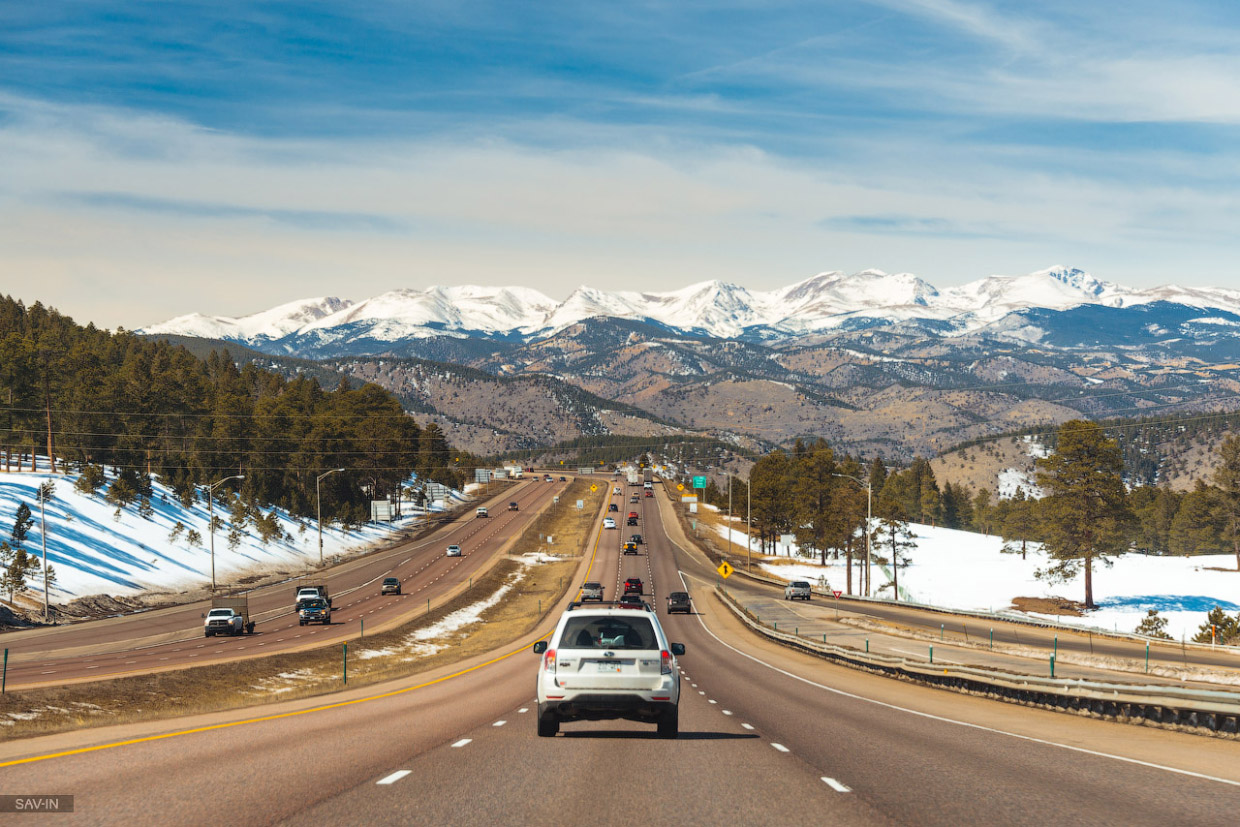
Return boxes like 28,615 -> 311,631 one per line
567,600 -> 653,612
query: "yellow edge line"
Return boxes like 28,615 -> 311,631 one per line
3,493 -> 610,770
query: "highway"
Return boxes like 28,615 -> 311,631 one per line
0,479 -> 566,687
2,479 -> 1239,826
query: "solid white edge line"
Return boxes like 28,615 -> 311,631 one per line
678,569 -> 1240,790
377,770 -> 412,785
451,739 -> 472,748
822,777 -> 851,793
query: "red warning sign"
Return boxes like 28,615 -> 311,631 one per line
832,590 -> 842,599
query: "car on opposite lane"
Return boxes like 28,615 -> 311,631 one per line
533,603 -> 685,737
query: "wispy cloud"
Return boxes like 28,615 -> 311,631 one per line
3,3 -> 1240,326
61,192 -> 407,233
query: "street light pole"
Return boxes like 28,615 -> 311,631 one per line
317,468 -> 347,567
832,473 -> 873,598
38,485 -> 48,623
204,474 -> 244,592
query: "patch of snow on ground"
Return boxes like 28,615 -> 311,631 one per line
359,569 -> 530,660
715,522 -> 1240,641
0,464 -> 458,601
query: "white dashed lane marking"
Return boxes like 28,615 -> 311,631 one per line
377,771 -> 411,785
771,743 -> 790,753
822,777 -> 851,793
451,739 -> 472,748
722,710 -> 733,716
518,708 -> 529,714
741,723 -> 755,731
493,720 -> 507,727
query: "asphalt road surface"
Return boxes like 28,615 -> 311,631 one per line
0,479 -> 565,687
3,482 -> 1239,826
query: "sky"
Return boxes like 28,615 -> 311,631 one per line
3,1 -> 1240,329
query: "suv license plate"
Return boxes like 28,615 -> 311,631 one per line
596,662 -> 622,673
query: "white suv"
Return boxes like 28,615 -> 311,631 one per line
533,604 -> 685,738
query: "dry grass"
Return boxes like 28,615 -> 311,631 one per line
1009,596 -> 1084,617
0,479 -> 604,741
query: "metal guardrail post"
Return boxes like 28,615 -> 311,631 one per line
343,642 -> 348,685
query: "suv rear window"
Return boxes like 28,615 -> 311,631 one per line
560,616 -> 658,650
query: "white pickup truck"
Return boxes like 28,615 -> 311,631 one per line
204,596 -> 255,636
784,580 -> 812,601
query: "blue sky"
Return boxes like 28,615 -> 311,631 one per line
3,1 -> 1240,327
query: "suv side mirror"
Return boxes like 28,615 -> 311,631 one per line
670,643 -> 685,656
533,641 -> 548,654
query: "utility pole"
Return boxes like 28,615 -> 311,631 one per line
832,473 -> 873,598
38,484 -> 49,623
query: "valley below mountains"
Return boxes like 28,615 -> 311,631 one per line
145,267 -> 1240,469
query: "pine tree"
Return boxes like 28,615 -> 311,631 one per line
1193,606 -> 1240,645
1034,420 -> 1135,609
11,502 -> 33,549
1134,609 -> 1173,640
1212,435 -> 1240,570
1000,489 -> 1039,561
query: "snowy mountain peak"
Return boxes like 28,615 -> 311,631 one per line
143,296 -> 353,341
141,265 -> 1240,349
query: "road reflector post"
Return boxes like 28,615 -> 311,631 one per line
940,623 -> 944,640
866,638 -> 869,654
929,645 -> 933,664
989,628 -> 993,650
1054,635 -> 1058,659
2,648 -> 6,694
962,625 -> 969,643
1050,654 -> 1055,678
1146,641 -> 1150,673
343,642 -> 348,685
427,598 -> 431,616
360,619 -> 364,639
795,627 -> 798,636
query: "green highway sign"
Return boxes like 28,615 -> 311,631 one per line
692,476 -> 707,489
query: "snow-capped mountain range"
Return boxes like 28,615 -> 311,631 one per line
142,266 -> 1240,354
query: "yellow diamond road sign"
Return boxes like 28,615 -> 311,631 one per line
717,561 -> 734,578
590,484 -> 597,492
677,483 -> 685,491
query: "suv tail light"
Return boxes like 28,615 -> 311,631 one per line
660,649 -> 672,674
543,648 -> 557,674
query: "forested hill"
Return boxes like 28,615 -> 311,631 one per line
0,296 -> 462,523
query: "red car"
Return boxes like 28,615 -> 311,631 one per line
627,511 -> 638,520
623,578 -> 643,595
644,490 -> 653,497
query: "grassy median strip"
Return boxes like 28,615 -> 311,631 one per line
0,479 -> 605,741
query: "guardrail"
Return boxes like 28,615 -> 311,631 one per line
714,586 -> 1240,737
704,539 -> 1240,657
